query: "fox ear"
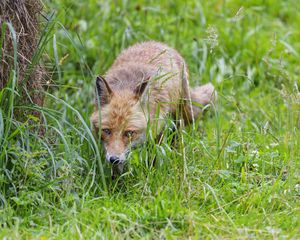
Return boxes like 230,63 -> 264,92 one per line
134,76 -> 150,98
95,76 -> 113,105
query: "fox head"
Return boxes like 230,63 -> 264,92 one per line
90,76 -> 149,165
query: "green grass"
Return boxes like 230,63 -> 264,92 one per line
1,0 -> 300,239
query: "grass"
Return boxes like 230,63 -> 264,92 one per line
1,0 -> 300,239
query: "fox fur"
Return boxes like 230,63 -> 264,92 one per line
91,41 -> 216,167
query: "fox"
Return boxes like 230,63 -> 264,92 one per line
90,41 -> 216,172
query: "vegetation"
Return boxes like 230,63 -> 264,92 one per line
1,0 -> 299,238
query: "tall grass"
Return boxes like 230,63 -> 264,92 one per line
1,0 -> 300,239
0,12 -> 107,217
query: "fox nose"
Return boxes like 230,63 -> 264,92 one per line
109,156 -> 120,164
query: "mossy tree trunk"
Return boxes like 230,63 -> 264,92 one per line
0,0 -> 45,118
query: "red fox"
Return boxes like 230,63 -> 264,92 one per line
91,41 -> 216,168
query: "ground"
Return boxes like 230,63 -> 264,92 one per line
0,0 -> 299,239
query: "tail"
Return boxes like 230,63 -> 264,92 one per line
181,64 -> 217,125
190,83 -> 217,119
181,69 -> 216,125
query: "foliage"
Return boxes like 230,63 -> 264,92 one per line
0,0 -> 299,238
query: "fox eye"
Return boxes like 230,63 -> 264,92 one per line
102,129 -> 111,135
124,130 -> 135,138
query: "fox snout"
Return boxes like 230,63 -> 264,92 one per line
104,147 -> 129,165
105,153 -> 127,164
108,155 -> 120,164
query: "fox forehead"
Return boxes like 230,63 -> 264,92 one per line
99,91 -> 147,131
